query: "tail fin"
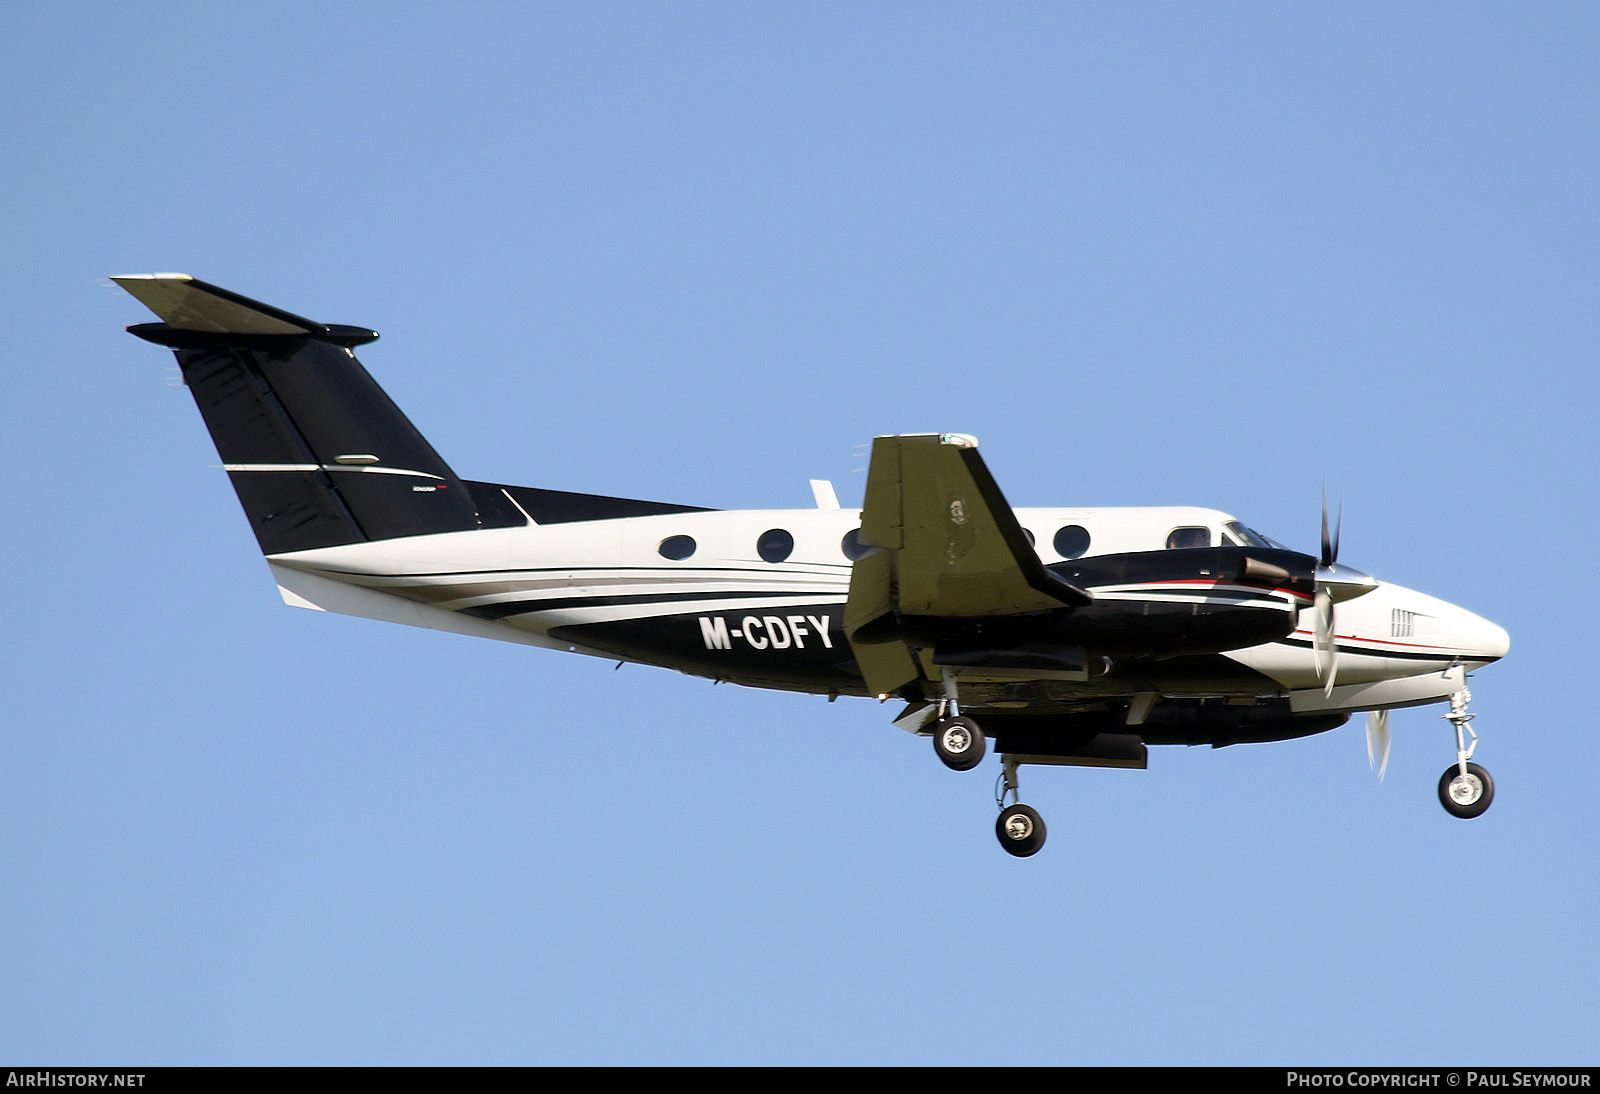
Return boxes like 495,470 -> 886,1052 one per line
115,274 -> 491,555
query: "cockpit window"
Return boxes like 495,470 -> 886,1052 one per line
1221,522 -> 1296,551
1223,521 -> 1270,548
1166,526 -> 1211,549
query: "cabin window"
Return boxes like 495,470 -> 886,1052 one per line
757,528 -> 794,563
1053,525 -> 1091,559
1166,527 -> 1210,549
1021,528 -> 1036,548
841,528 -> 872,561
658,535 -> 696,560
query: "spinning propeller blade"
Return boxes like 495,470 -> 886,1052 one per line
1321,491 -> 1341,570
1313,587 -> 1337,694
1314,491 -> 1343,696
1366,709 -> 1391,781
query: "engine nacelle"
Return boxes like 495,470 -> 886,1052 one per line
1046,546 -> 1316,657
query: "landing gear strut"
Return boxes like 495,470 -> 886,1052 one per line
994,756 -> 1046,857
927,668 -> 1046,855
930,667 -> 985,771
1438,684 -> 1494,819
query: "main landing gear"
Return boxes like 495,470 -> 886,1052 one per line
929,669 -> 1047,856
1437,684 -> 1494,819
995,757 -> 1046,857
931,668 -> 988,771
932,715 -> 985,771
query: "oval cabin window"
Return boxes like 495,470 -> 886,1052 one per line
1053,525 -> 1091,559
658,535 -> 696,560
757,528 -> 794,563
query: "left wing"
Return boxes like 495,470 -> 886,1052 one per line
843,433 -> 1091,696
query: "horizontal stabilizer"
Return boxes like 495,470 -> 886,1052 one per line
115,273 -> 320,335
114,274 -> 379,348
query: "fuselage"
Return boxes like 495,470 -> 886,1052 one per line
269,501 -> 1509,726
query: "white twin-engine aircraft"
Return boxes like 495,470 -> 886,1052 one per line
115,274 -> 1510,856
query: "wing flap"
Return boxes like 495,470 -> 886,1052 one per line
843,547 -> 921,695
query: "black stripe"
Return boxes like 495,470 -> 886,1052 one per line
471,481 -> 714,524
312,563 -> 852,579
1276,637 -> 1462,663
461,589 -> 831,621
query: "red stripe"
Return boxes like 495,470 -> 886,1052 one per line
1291,629 -> 1466,654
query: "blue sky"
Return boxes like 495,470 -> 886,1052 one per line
4,1 -> 1596,1065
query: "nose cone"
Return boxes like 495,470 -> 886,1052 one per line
1364,581 -> 1509,673
1456,608 -> 1511,665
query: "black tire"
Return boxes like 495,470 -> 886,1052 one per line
1438,762 -> 1494,819
932,716 -> 985,771
996,804 -> 1046,857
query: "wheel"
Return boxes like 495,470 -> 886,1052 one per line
932,716 -> 985,771
1438,762 -> 1494,819
996,804 -> 1046,857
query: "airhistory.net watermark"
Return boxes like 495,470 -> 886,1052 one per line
6,1075 -> 145,1088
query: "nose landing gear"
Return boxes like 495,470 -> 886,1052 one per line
1438,684 -> 1494,819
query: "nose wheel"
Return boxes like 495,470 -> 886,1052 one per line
1438,761 -> 1494,819
1438,683 -> 1494,819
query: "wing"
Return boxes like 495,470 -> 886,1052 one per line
843,433 -> 1091,696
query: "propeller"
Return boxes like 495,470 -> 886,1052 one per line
1366,709 -> 1391,781
1320,490 -> 1341,572
1313,492 -> 1341,696
1309,490 -> 1378,697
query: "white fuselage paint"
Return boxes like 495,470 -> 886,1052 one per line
268,503 -> 1508,715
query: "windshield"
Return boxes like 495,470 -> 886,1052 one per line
1224,521 -> 1292,551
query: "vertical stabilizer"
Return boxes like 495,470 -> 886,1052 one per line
115,274 -> 486,554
